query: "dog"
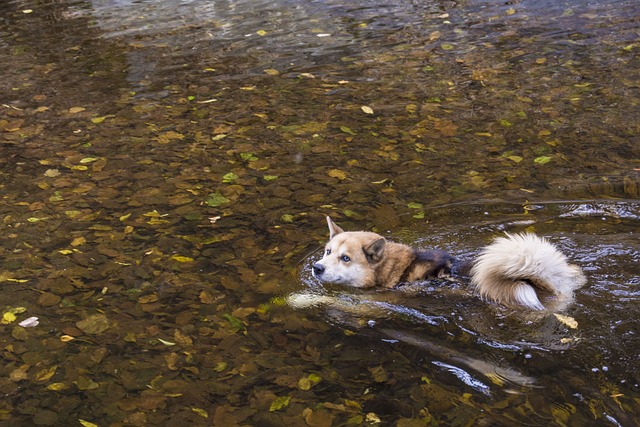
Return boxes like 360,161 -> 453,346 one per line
311,216 -> 586,311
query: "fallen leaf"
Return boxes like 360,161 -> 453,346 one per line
534,156 -> 552,165
2,312 -> 17,324
19,317 -> 39,328
204,193 -> 230,207
361,105 -> 374,114
328,169 -> 347,180
171,255 -> 194,263
270,395 -> 291,412
76,314 -> 110,335
35,365 -> 58,382
554,313 -> 578,329
192,407 -> 209,418
339,126 -> 356,135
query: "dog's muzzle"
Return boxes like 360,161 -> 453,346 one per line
312,263 -> 325,277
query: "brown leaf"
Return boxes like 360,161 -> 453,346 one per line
76,314 -> 110,335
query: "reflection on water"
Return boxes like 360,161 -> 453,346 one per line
296,201 -> 639,424
1,0 -> 639,425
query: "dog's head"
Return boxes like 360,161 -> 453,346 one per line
312,216 -> 386,288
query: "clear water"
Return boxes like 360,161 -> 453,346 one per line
0,0 -> 638,425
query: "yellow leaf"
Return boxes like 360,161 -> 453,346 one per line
361,105 -> 374,115
256,30 -> 267,36
78,420 -> 99,427
405,104 -> 417,113
327,169 -> 347,180
80,157 -> 100,164
191,407 -> 209,418
90,116 -> 110,124
70,237 -> 86,246
46,382 -> 68,391
69,107 -> 86,114
506,7 -> 516,15
2,312 -> 17,324
269,396 -> 291,412
35,365 -> 57,382
60,335 -> 75,342
263,69 -> 280,76
157,338 -> 176,346
171,255 -> 194,263
554,313 -> 578,329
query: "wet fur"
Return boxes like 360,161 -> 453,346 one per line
312,217 -> 586,311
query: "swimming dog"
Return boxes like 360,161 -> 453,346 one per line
311,216 -> 586,311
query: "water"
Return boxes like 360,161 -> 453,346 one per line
0,0 -> 639,425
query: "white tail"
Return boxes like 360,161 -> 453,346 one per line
471,233 -> 586,311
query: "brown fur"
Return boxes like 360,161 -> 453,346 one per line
313,217 -> 457,289
312,216 -> 586,311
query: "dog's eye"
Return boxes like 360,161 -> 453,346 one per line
325,249 -> 331,255
340,255 -> 351,262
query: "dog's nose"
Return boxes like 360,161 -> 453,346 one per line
312,263 -> 325,276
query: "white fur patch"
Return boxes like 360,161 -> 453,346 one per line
471,233 -> 586,310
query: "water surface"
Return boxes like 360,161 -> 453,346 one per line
0,0 -> 639,425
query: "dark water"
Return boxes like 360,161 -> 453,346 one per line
1,0 -> 639,425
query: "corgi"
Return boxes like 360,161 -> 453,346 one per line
310,216 -> 586,311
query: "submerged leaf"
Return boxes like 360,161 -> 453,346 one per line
328,169 -> 347,180
76,314 -> 110,335
554,313 -> 578,329
204,193 -> 230,207
191,407 -> 209,418
339,126 -> 356,135
534,156 -> 552,165
361,105 -> 374,115
270,395 -> 291,412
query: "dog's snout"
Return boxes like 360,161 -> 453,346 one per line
312,263 -> 325,276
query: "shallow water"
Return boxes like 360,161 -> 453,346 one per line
1,0 -> 639,425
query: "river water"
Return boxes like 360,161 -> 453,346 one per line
0,0 -> 639,425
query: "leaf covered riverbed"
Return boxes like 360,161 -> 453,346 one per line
0,0 -> 639,425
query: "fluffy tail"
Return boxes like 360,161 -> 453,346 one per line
470,233 -> 586,311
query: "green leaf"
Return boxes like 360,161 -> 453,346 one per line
281,214 -> 295,223
340,126 -> 356,135
204,193 -> 230,207
534,156 -> 552,165
269,395 -> 291,412
240,152 -> 259,161
407,202 -> 423,209
222,314 -> 245,330
507,155 -> 523,163
222,172 -> 239,183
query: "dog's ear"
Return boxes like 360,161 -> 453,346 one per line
363,237 -> 386,263
326,216 -> 344,239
